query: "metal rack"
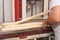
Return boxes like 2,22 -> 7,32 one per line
20,32 -> 54,40
26,0 -> 49,20
26,0 -> 44,18
1,32 -> 54,40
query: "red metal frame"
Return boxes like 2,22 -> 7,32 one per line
19,0 -> 22,20
15,0 -> 22,21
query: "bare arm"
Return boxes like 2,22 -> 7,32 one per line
46,6 -> 60,26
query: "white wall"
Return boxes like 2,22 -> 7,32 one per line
0,0 -> 14,23
4,0 -> 13,22
0,0 -> 3,23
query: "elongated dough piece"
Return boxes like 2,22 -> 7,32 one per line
2,22 -> 43,31
2,10 -> 49,26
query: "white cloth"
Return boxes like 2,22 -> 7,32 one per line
49,0 -> 60,9
53,24 -> 60,40
49,0 -> 60,40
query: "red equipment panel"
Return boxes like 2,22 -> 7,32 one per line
15,0 -> 22,21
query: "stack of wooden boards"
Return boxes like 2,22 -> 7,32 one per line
0,10 -> 49,32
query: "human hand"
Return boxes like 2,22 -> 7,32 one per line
42,21 -> 50,29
